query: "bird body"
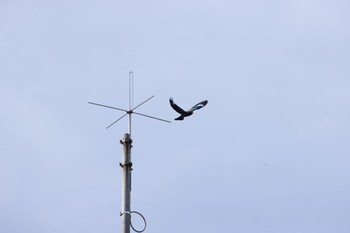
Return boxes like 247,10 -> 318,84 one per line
169,97 -> 208,120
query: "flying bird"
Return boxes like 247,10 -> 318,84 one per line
169,97 -> 208,120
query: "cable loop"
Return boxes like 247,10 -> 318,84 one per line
130,211 -> 147,233
120,210 -> 147,233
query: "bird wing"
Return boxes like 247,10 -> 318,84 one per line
169,97 -> 187,114
188,100 -> 208,112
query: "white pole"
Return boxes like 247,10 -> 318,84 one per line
128,114 -> 131,137
120,133 -> 132,233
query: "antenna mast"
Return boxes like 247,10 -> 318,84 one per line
88,72 -> 170,233
120,132 -> 132,233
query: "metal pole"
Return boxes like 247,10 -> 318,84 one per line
128,114 -> 131,137
120,133 -> 132,233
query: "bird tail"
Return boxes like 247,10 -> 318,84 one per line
175,115 -> 184,121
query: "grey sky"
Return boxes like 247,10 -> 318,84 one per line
1,0 -> 350,232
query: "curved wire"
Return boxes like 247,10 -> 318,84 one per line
130,211 -> 147,233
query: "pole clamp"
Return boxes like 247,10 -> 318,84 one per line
119,162 -> 133,168
120,139 -> 133,146
120,211 -> 131,216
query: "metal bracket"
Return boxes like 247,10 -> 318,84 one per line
120,139 -> 133,146
119,162 -> 133,168
120,211 -> 131,216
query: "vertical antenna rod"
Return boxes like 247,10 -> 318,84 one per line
129,71 -> 134,110
128,71 -> 133,136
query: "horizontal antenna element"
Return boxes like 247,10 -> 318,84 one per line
88,72 -> 171,135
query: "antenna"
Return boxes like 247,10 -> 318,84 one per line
88,72 -> 170,136
88,72 -> 170,233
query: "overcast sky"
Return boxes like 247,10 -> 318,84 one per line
1,0 -> 350,232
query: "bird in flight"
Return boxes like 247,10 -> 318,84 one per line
169,97 -> 208,120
